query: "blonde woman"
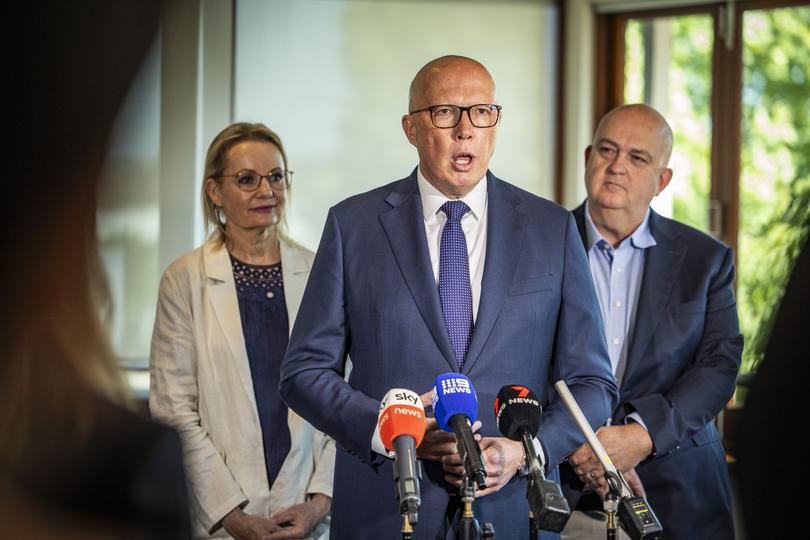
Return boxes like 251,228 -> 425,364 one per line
150,123 -> 333,539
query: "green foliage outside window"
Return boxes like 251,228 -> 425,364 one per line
737,7 -> 810,373
625,16 -> 713,233
625,7 -> 809,374
668,16 -> 712,234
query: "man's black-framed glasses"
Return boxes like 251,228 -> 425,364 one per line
216,169 -> 293,192
409,103 -> 502,129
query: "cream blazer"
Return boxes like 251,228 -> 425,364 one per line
149,236 -> 334,539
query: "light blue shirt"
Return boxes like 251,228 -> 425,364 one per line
584,202 -> 656,387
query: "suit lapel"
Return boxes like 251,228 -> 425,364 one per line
279,238 -> 310,337
203,240 -> 260,417
379,174 -> 458,371
463,174 -> 526,374
623,211 -> 685,386
572,203 -> 588,251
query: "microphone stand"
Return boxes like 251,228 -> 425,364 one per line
521,430 -> 570,534
401,513 -> 413,540
458,473 -> 495,540
528,511 -> 538,540
603,470 -> 626,540
554,381 -> 662,540
604,488 -> 618,540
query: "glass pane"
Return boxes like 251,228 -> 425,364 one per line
624,20 -> 645,103
97,36 -> 161,381
737,6 -> 810,372
624,15 -> 714,233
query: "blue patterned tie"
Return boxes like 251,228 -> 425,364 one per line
438,201 -> 473,369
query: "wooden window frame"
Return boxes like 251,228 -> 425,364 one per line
589,0 -> 808,255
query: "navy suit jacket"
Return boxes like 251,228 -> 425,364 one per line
280,171 -> 618,539
569,204 -> 743,540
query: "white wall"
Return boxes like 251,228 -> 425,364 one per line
234,0 -> 559,250
99,0 -> 561,373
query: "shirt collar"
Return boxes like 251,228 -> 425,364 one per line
584,201 -> 656,251
417,167 -> 487,223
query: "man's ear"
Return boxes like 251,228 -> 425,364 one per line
402,114 -> 418,147
584,145 -> 593,166
656,168 -> 673,195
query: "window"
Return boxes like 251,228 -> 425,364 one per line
737,5 -> 810,371
624,14 -> 714,232
597,1 -> 810,373
98,36 -> 161,392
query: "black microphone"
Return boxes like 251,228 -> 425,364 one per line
495,385 -> 571,532
554,380 -> 663,540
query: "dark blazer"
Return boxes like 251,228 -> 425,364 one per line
280,171 -> 618,539
569,204 -> 743,540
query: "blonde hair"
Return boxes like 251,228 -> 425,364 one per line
1,168 -> 131,470
202,122 -> 291,243
1,0 -> 150,477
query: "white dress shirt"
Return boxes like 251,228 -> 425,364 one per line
584,202 -> 654,432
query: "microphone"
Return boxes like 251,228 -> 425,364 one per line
494,385 -> 571,532
377,388 -> 426,525
431,373 -> 487,490
554,380 -> 663,540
